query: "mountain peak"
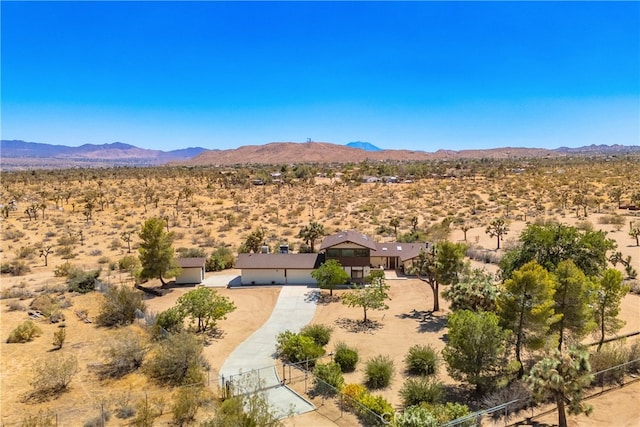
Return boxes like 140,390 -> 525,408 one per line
345,141 -> 381,151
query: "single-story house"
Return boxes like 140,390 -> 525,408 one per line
235,230 -> 428,286
235,253 -> 323,285
370,242 -> 425,272
175,257 -> 206,284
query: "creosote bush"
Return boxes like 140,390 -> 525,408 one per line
100,331 -> 148,378
405,344 -> 438,376
30,353 -> 79,395
96,285 -> 146,327
144,332 -> 206,386
333,341 -> 359,373
364,355 -> 395,389
7,320 -> 42,343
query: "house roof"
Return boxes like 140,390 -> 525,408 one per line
235,253 -> 322,269
372,242 -> 426,262
177,257 -> 206,268
319,230 -> 378,251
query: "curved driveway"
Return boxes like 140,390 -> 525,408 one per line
219,285 -> 319,418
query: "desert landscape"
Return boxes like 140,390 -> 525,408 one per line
1,154 -> 639,426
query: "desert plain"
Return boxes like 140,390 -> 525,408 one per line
1,156 -> 639,426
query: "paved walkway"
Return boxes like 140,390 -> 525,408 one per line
219,285 -> 319,418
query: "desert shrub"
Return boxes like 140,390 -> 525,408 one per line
3,228 -> 25,240
590,343 -> 628,385
405,344 -> 438,376
83,412 -> 111,427
153,306 -> 186,337
422,402 -> 472,425
399,377 -> 444,407
357,392 -> 395,426
144,332 -> 206,386
177,247 -> 207,258
30,294 -> 61,317
7,320 -> 42,343
313,362 -> 344,396
1,285 -> 33,300
97,256 -> 110,264
334,341 -> 359,373
30,353 -> 79,395
89,249 -> 103,256
131,397 -> 161,427
15,245 -> 36,259
67,269 -> 100,293
628,280 -> 640,295
20,409 -> 56,427
100,331 -> 148,378
205,247 -> 234,272
171,386 -> 212,427
52,328 -> 66,349
340,383 -> 367,411
118,254 -> 141,271
56,245 -> 77,260
96,285 -> 145,327
53,262 -> 80,278
628,340 -> 640,373
300,324 -> 333,347
115,405 -> 136,419
6,300 -> 26,311
1,260 -> 31,276
275,330 -> 324,364
364,355 -> 395,389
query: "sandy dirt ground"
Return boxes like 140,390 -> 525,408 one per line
1,165 -> 639,425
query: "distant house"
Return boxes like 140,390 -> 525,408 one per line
175,257 -> 206,285
235,253 -> 323,285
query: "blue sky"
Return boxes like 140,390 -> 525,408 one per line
2,1 -> 639,152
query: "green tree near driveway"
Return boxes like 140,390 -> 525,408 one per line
138,217 -> 180,285
526,346 -> 593,427
297,221 -> 326,253
176,287 -> 236,333
411,241 -> 467,312
443,310 -> 513,394
311,259 -> 349,297
341,271 -> 391,322
498,261 -> 560,378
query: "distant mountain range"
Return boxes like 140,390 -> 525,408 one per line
1,140 -> 638,170
0,140 -> 207,169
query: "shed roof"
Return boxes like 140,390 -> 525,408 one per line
235,253 -> 322,269
372,242 -> 426,262
177,257 -> 206,268
319,230 -> 378,251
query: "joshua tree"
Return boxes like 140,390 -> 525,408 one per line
485,218 -> 508,250
121,231 -> 133,254
39,245 -> 54,267
389,217 -> 400,236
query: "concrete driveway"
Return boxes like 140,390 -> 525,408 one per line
219,285 -> 319,418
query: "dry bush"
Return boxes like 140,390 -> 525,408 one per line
29,353 -> 79,396
99,331 -> 148,378
1,284 -> 33,300
7,320 -> 42,343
